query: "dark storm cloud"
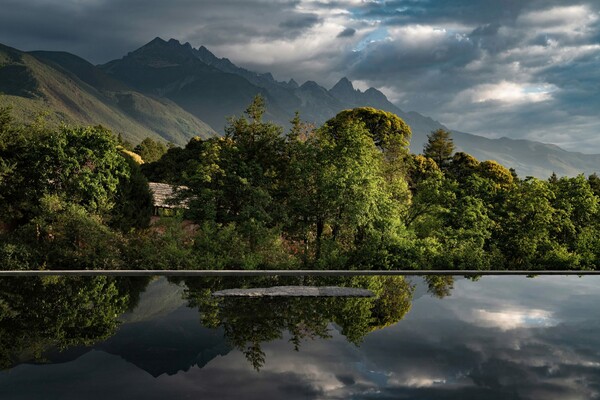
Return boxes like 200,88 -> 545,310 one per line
0,0 -> 305,64
368,0 -> 524,25
350,0 -> 590,26
337,27 -> 356,38
279,13 -> 321,29
1,0 -> 599,151
339,0 -> 600,150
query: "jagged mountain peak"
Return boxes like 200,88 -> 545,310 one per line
287,78 -> 299,88
330,76 -> 359,101
107,37 -> 203,70
148,36 -> 167,45
193,45 -> 238,71
363,87 -> 388,102
196,45 -> 217,60
300,80 -> 334,97
135,37 -> 194,55
169,38 -> 193,50
331,76 -> 355,91
301,80 -> 322,90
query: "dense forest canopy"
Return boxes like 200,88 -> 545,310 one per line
2,97 -> 600,271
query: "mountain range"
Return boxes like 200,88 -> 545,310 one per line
0,42 -> 215,145
1,37 -> 599,178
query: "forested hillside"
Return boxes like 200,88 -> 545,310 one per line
2,98 -> 600,271
0,43 -> 215,145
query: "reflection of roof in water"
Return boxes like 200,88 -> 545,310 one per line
212,286 -> 374,297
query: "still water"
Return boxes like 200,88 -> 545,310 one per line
1,274 -> 599,399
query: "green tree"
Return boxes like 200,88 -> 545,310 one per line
0,195 -> 127,270
134,137 -> 168,163
311,120 -> 397,261
325,107 -> 411,151
110,153 -> 154,232
0,124 -> 129,226
494,178 -> 556,268
326,108 -> 412,211
588,173 -> 600,197
448,152 -> 480,182
478,160 -> 514,188
423,128 -> 455,169
548,175 -> 599,265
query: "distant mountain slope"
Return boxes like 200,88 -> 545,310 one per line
452,131 -> 600,178
188,43 -> 600,177
3,38 -> 599,178
99,38 -> 285,131
0,43 -> 215,145
100,38 -> 453,146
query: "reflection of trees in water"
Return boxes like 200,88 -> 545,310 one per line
0,275 -> 458,372
182,276 -> 415,370
425,275 -> 455,298
0,276 -> 150,369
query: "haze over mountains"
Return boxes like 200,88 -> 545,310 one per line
1,37 -> 600,178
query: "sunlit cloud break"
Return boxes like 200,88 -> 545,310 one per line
473,309 -> 557,330
468,81 -> 558,104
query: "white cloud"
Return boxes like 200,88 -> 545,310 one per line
519,5 -> 598,28
389,376 -> 447,387
500,44 -> 600,67
456,81 -> 557,105
472,308 -> 557,330
387,25 -> 452,48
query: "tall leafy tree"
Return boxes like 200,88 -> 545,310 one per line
325,107 -> 412,151
110,153 -> 154,232
134,137 -> 168,163
478,160 -> 514,188
309,119 -> 402,261
0,123 -> 129,225
448,152 -> 480,182
423,128 -> 455,169
494,178 -> 556,268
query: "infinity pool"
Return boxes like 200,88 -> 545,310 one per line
1,274 -> 599,399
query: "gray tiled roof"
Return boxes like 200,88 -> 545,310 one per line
148,182 -> 189,209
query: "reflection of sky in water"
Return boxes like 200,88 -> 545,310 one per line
2,276 -> 600,399
472,308 -> 557,330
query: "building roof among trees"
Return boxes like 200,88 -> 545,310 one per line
148,182 -> 189,209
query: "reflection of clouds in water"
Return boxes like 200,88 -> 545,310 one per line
389,376 -> 447,387
4,276 -> 600,400
471,308 -> 556,330
429,276 -> 600,327
214,276 -> 600,399
346,276 -> 600,399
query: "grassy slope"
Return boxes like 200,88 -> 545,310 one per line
0,44 -> 215,146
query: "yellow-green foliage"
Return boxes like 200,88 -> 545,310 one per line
450,152 -> 480,180
412,154 -> 440,175
326,107 -> 412,149
479,160 -> 513,187
119,148 -> 144,164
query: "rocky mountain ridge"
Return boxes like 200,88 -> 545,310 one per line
2,37 -> 599,177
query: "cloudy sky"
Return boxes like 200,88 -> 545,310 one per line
1,0 -> 599,152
